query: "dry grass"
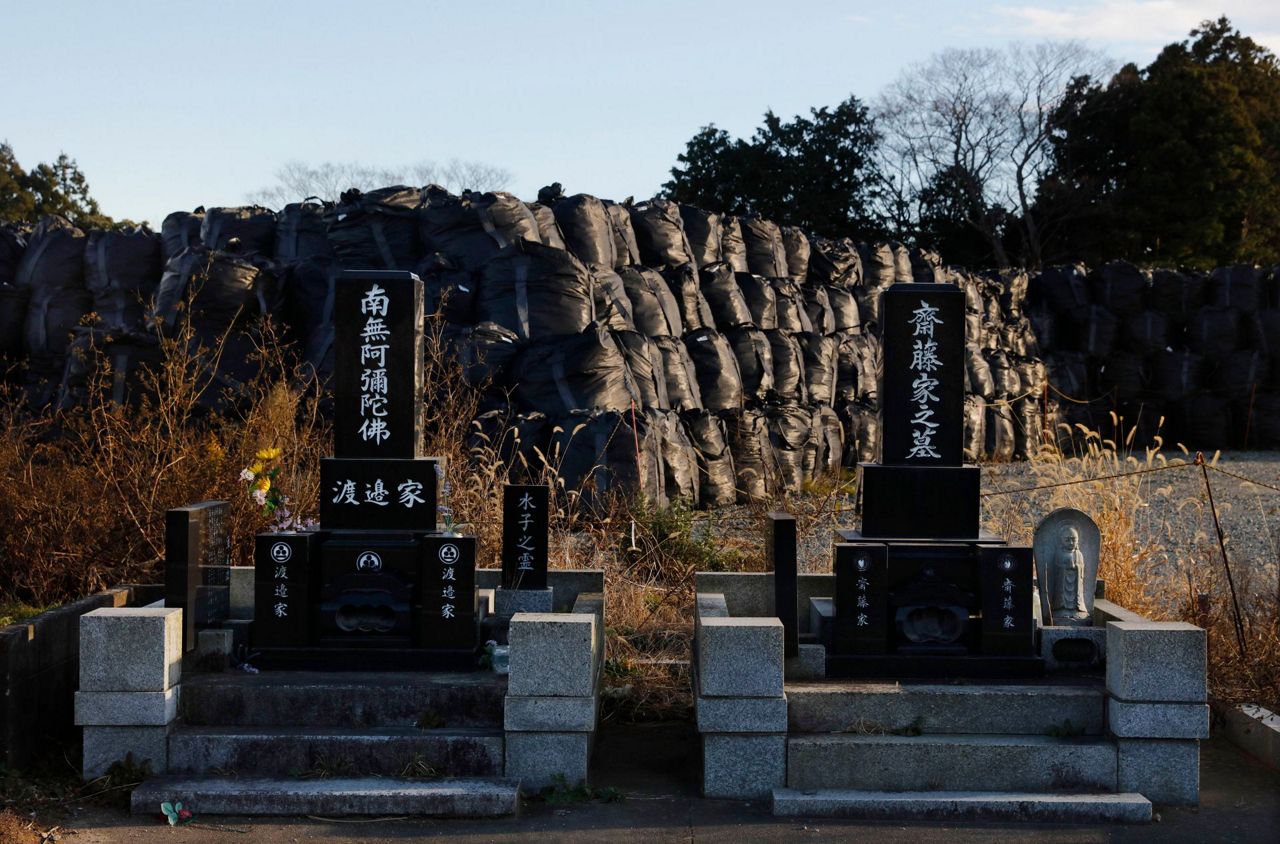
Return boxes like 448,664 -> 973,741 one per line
984,415 -> 1280,711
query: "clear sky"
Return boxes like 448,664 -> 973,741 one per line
4,1 -> 1278,227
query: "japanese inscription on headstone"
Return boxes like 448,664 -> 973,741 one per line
319,457 -> 440,531
833,543 -> 888,654
422,535 -> 477,650
880,284 -> 964,467
253,532 -> 320,647
980,547 -> 1035,655
333,271 -> 424,460
501,484 -> 549,590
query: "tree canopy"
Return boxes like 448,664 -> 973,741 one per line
0,143 -> 116,229
662,96 -> 885,240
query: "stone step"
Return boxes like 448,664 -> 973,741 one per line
772,788 -> 1151,823
785,681 -> 1106,736
131,776 -> 519,817
168,726 -> 503,778
787,734 -> 1117,792
180,671 -> 506,728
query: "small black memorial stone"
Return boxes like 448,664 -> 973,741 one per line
165,500 -> 230,651
422,535 -> 478,650
833,543 -> 889,655
980,547 -> 1036,656
333,271 -> 424,461
767,512 -> 798,658
501,485 -> 549,590
253,532 -> 321,647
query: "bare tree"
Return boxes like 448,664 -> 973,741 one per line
248,159 -> 514,208
876,42 -> 1111,267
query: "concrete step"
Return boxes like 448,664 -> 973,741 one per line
180,671 -> 506,728
131,776 -> 519,817
772,788 -> 1151,823
168,726 -> 504,778
785,681 -> 1106,736
786,734 -> 1117,792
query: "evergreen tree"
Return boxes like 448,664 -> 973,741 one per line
663,97 -> 885,240
0,143 -> 115,228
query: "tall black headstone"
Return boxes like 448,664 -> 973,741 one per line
333,271 -> 424,460
165,500 -> 229,651
861,284 -> 977,539
767,512 -> 798,658
879,284 -> 965,467
501,485 -> 550,590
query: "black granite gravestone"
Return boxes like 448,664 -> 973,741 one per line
826,282 -> 1041,678
249,270 -> 479,670
501,485 -> 550,590
767,512 -> 798,658
165,500 -> 230,651
319,457 -> 440,531
879,284 -> 965,467
333,271 -> 424,460
862,284 -> 977,539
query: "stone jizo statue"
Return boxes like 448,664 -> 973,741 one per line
1033,508 -> 1100,627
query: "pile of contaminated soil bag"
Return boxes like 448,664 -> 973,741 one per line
1,185 -> 1277,508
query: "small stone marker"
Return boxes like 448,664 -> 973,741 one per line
253,532 -> 320,647
767,512 -> 798,658
501,484 -> 549,590
333,271 -> 424,460
833,543 -> 888,654
165,500 -> 230,651
421,535 -> 477,650
980,547 -> 1035,655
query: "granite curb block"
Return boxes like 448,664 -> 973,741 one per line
696,617 -> 784,698
702,733 -> 786,798
696,695 -> 788,733
505,731 -> 592,790
75,687 -> 180,726
785,643 -> 825,680
82,724 -> 170,779
495,587 -> 555,618
1214,702 -> 1280,770
503,694 -> 597,732
80,608 -> 182,692
771,788 -> 1153,822
1106,621 -> 1206,703
129,776 -> 521,817
1116,738 -> 1200,805
507,613 -> 596,698
1108,698 -> 1210,739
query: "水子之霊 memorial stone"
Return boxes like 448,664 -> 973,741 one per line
496,484 -> 554,618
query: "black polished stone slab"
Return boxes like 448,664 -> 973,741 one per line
333,271 -> 424,460
835,528 -> 1005,546
767,512 -> 799,658
860,463 -> 980,539
501,485 -> 549,590
165,501 -> 230,651
320,457 -> 440,531
880,284 -> 965,467
248,646 -> 478,672
832,543 -> 889,655
421,535 -> 477,651
252,531 -> 323,649
980,546 -> 1036,656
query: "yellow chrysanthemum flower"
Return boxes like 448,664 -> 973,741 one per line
255,477 -> 271,493
255,447 -> 282,461
249,461 -> 265,475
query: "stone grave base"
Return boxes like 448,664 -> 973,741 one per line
692,570 -> 1207,816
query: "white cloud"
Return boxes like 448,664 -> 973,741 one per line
994,1 -> 1280,56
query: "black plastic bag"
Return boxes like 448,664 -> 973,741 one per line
725,326 -> 774,402
799,332 -> 838,406
201,206 -> 276,255
325,186 -> 423,271
621,265 -> 683,337
682,409 -> 737,508
684,328 -> 743,411
765,329 -> 806,404
614,330 -> 670,410
421,188 -> 540,271
84,226 -> 162,331
274,200 -> 332,262
552,194 -> 618,269
720,216 -> 749,273
680,205 -> 722,268
476,241 -> 595,341
654,335 -> 703,411
512,324 -> 639,415
629,198 -> 693,268
740,216 -> 788,278
698,263 -> 753,330
662,263 -> 714,331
